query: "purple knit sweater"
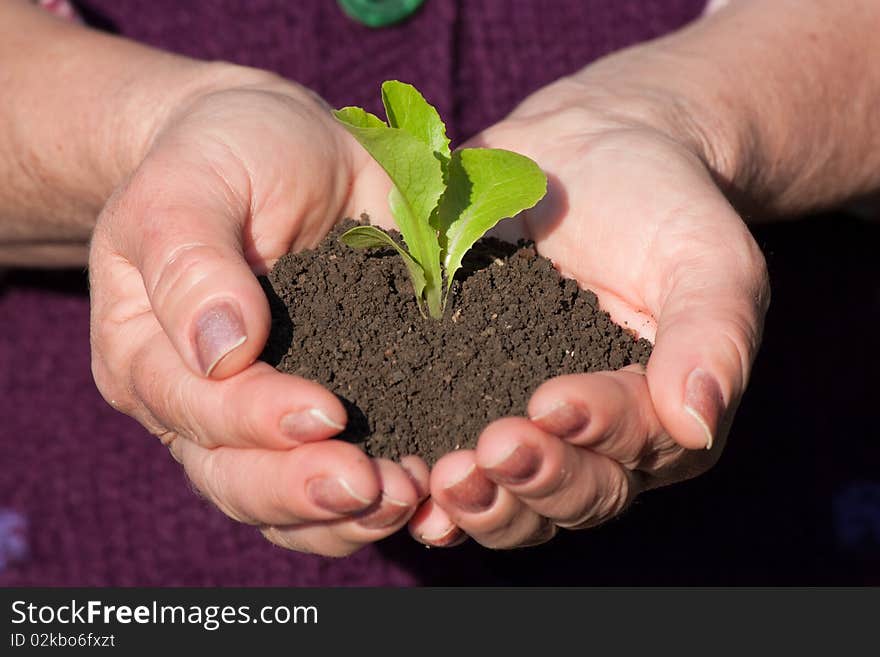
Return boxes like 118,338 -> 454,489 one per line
0,0 -> 708,586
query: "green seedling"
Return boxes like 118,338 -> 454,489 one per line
333,80 -> 547,319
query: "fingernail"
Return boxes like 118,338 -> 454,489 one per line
194,301 -> 247,376
485,444 -> 541,485
357,494 -> 411,529
280,408 -> 345,439
307,476 -> 374,514
683,368 -> 725,450
419,524 -> 461,545
531,401 -> 589,438
443,464 -> 497,513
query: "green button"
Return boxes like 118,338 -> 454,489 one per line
338,0 -> 425,28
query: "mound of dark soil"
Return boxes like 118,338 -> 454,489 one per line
261,219 -> 651,465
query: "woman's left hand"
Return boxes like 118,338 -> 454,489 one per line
407,73 -> 770,548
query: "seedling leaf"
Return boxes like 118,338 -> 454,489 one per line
381,80 -> 451,169
333,82 -> 547,320
333,104 -> 444,317
339,224 -> 430,316
437,148 -> 547,293
334,106 -> 387,129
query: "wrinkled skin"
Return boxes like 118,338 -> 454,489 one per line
90,76 -> 429,557
408,77 -> 769,547
89,70 -> 768,555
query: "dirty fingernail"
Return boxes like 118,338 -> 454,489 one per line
307,476 -> 374,514
486,444 -> 541,485
194,301 -> 247,376
280,408 -> 345,439
357,494 -> 411,529
683,368 -> 725,450
443,464 -> 497,513
531,402 -> 589,438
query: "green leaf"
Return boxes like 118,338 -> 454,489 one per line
338,225 -> 429,316
437,148 -> 547,294
387,188 -> 443,318
334,82 -> 547,321
333,106 -> 388,129
333,105 -> 444,318
381,80 -> 451,168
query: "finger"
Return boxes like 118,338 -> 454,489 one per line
127,325 -> 347,448
408,498 -> 467,548
347,458 -> 420,532
476,417 -> 637,528
430,450 -> 553,549
399,455 -> 431,500
89,241 -> 347,449
647,217 -> 770,451
261,459 -> 420,557
170,439 -> 380,525
527,368 -> 682,470
102,142 -> 270,380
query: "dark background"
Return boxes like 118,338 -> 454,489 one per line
1,0 -> 877,586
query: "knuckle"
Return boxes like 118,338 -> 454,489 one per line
609,427 -> 657,472
516,519 -> 558,549
164,432 -> 183,461
90,352 -> 134,414
261,527 -> 363,558
594,466 -> 634,523
532,460 -> 575,500
89,283 -> 157,419
715,323 -> 757,392
260,527 -> 313,554
91,345 -> 172,438
89,314 -> 148,415
636,432 -> 689,472
129,344 -> 205,444
473,517 -> 519,550
199,450 -> 225,501
483,517 -> 556,550
216,381 -> 255,443
318,542 -> 364,558
148,242 -> 223,313
557,466 -> 633,529
196,452 -> 252,525
643,447 -> 718,490
739,232 -> 771,311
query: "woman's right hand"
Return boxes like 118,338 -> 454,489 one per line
89,65 -> 429,556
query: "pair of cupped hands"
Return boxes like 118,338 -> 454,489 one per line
89,63 -> 769,556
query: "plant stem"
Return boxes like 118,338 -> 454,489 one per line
426,284 -> 443,320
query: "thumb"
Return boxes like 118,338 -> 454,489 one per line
114,147 -> 270,379
646,228 -> 770,451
